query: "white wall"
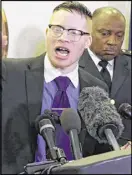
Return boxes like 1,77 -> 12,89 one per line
2,1 -> 131,58
107,1 -> 131,49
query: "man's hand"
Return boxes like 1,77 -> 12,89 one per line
121,141 -> 131,150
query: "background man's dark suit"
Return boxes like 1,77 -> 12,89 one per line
2,54 -> 110,174
79,49 -> 131,145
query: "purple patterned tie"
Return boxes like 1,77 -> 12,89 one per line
52,76 -> 73,160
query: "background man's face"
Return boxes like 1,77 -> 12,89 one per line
90,14 -> 125,60
46,10 -> 92,69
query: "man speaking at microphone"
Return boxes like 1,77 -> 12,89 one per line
2,2 -> 109,174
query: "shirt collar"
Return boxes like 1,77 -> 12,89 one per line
88,48 -> 114,67
44,53 -> 79,88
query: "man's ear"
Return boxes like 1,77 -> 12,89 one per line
85,35 -> 92,49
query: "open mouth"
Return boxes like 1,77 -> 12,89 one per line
55,47 -> 70,57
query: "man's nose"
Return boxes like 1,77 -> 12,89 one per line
107,35 -> 117,45
58,30 -> 70,42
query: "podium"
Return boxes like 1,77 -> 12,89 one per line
51,148 -> 131,174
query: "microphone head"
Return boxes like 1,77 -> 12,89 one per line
44,109 -> 58,116
44,109 -> 61,124
39,119 -> 55,134
118,103 -> 131,119
35,112 -> 56,134
60,108 -> 81,134
78,86 -> 124,144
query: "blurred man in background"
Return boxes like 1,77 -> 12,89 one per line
2,34 -> 7,49
1,8 -> 9,58
79,6 -> 131,147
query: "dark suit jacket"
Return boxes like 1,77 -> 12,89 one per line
2,54 -> 110,174
79,49 -> 131,145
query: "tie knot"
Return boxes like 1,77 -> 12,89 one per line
99,60 -> 108,69
54,76 -> 71,91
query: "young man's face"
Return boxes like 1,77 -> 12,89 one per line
46,10 -> 92,70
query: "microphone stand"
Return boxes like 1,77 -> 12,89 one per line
20,147 -> 67,174
53,146 -> 67,164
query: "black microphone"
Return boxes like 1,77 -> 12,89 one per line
60,108 -> 83,160
35,114 -> 57,160
118,103 -> 131,120
35,113 -> 67,164
44,109 -> 61,124
78,86 -> 124,150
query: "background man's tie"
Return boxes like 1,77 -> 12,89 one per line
99,60 -> 112,91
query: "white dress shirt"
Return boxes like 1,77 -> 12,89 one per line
44,53 -> 79,88
88,48 -> 114,80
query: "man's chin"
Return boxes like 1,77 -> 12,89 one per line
51,61 -> 69,69
102,54 -> 116,61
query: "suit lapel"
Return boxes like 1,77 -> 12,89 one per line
80,50 -> 130,98
111,55 -> 129,98
25,54 -> 45,124
79,68 -> 92,91
79,49 -> 103,81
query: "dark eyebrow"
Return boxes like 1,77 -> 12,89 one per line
97,29 -> 111,32
116,31 -> 124,34
98,29 -> 124,33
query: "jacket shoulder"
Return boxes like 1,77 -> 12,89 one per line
120,49 -> 131,69
79,68 -> 109,93
121,49 -> 131,57
2,55 -> 43,71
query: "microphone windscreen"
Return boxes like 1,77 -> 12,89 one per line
78,86 -> 124,143
60,108 -> 81,134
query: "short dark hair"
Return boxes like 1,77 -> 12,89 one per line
53,1 -> 92,19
